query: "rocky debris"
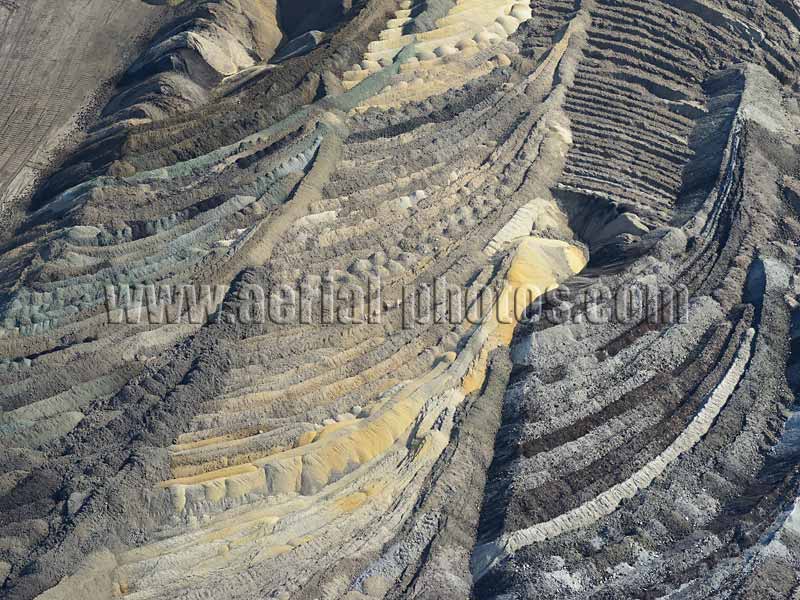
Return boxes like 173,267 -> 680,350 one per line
0,0 -> 799,599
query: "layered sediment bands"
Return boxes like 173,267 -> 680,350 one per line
474,325 -> 757,577
1,0 -> 799,599
341,0 -> 535,93
474,54 -> 800,600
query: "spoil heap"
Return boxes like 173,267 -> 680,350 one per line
0,1 -> 799,599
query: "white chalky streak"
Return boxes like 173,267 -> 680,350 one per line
478,327 -> 755,573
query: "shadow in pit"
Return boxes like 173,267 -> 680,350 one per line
470,262 -> 602,596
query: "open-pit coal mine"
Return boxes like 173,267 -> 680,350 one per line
0,0 -> 799,598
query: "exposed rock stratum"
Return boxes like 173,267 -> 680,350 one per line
0,0 -> 799,598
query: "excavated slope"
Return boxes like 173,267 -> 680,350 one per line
0,0 -> 799,599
